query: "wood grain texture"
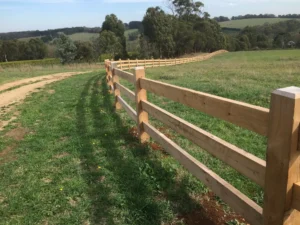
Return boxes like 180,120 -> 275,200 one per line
140,78 -> 269,136
112,62 -> 122,110
142,100 -> 266,187
263,87 -> 300,225
134,67 -> 150,143
143,122 -> 263,225
114,68 -> 135,84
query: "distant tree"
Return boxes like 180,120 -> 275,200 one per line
102,14 -> 127,57
238,35 -> 251,50
128,31 -> 140,41
74,41 -> 94,62
203,12 -> 210,19
256,34 -> 270,49
214,16 -> 230,22
172,0 -> 204,19
28,38 -> 47,59
128,21 -> 143,30
41,35 -> 53,43
296,34 -> 300,48
143,7 -> 175,57
0,40 -> 4,62
55,33 -> 77,64
1,40 -> 19,62
98,30 -> 123,58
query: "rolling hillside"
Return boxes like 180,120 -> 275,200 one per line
17,29 -> 138,42
219,18 -> 300,29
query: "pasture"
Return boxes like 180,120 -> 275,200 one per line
0,50 -> 300,225
219,18 -> 300,29
17,29 -> 138,42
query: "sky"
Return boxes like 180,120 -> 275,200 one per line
0,0 -> 299,33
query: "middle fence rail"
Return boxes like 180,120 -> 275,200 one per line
104,51 -> 300,225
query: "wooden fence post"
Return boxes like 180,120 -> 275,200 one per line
119,58 -> 122,70
111,62 -> 122,110
105,59 -> 109,82
263,86 -> 300,225
128,58 -> 130,70
134,67 -> 150,143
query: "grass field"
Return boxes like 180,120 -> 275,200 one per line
1,50 -> 300,224
219,18 -> 300,29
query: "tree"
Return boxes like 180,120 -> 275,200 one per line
171,0 -> 204,20
55,33 -> 77,64
296,34 -> 300,48
143,7 -> 175,57
257,34 -> 270,49
214,16 -> 230,22
74,41 -> 94,62
101,14 -> 127,57
28,38 -> 47,59
98,30 -> 123,58
1,40 -> 19,62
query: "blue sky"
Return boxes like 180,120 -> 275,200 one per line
0,0 -> 299,32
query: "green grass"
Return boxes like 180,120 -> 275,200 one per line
219,18 -> 300,29
0,72 -> 208,225
1,49 -> 300,224
68,33 -> 99,42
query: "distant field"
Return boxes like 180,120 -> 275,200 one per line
219,18 -> 300,29
17,29 -> 138,43
68,33 -> 98,41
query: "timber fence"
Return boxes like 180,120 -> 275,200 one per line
104,50 -> 300,225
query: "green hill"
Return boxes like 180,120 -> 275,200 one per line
219,18 -> 300,29
18,29 -> 138,43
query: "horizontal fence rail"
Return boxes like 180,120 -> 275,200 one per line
140,78 -> 270,136
104,51 -> 300,225
141,100 -> 266,187
143,122 -> 263,225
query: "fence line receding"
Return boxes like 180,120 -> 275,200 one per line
104,50 -> 300,225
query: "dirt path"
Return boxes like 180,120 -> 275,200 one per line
0,72 -> 88,93
0,71 -> 90,130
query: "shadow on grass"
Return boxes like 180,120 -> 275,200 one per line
76,75 -> 215,225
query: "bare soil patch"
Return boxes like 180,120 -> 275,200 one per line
5,127 -> 29,141
47,90 -> 55,94
54,152 -> 70,159
0,145 -> 17,165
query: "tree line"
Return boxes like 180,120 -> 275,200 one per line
231,14 -> 300,20
0,27 -> 101,41
226,20 -> 300,51
0,39 -> 47,62
95,0 -> 226,60
1,0 -> 300,64
214,14 -> 300,22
